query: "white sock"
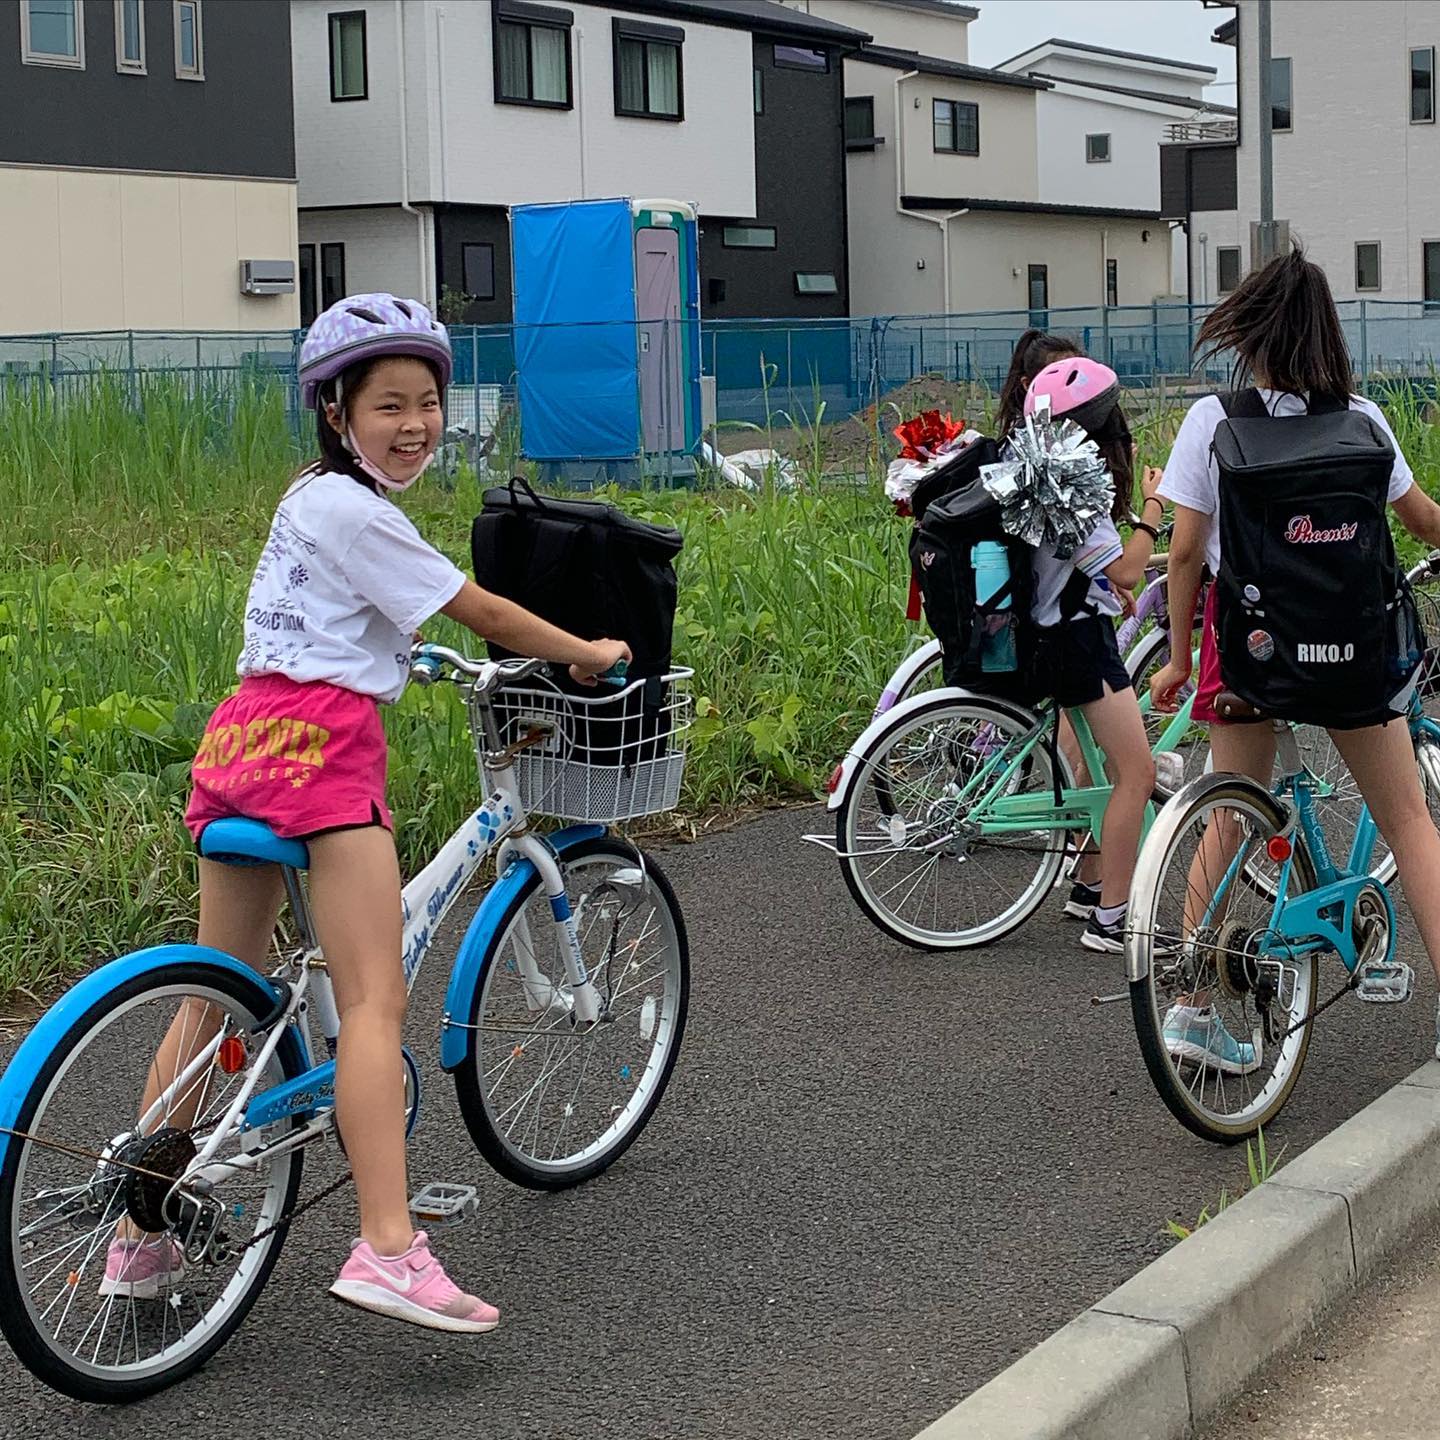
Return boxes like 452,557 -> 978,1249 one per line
1094,902 -> 1126,926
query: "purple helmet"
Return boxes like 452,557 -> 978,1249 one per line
299,292 -> 452,408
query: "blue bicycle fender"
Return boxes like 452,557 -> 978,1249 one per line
439,824 -> 605,1072
0,944 -> 288,1169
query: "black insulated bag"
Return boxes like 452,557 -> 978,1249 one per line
471,478 -> 683,765
1213,388 -> 1424,729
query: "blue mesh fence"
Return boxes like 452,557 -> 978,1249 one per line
6,300 -> 1440,458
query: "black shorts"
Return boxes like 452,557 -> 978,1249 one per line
1033,615 -> 1131,709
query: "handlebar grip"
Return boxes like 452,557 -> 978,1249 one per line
598,659 -> 630,688
409,655 -> 443,686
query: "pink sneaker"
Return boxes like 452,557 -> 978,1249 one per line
99,1235 -> 186,1300
329,1231 -> 500,1334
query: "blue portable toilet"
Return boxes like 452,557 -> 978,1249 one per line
510,197 -> 701,483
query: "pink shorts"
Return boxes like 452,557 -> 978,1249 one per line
184,674 -> 393,844
1193,587 -> 1226,726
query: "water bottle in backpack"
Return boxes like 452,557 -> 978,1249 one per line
971,541 -> 1018,673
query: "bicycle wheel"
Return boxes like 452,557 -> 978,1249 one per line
1128,777 -> 1319,1143
869,641 -> 947,818
453,835 -> 688,1191
836,693 -> 1070,949
0,963 -> 307,1403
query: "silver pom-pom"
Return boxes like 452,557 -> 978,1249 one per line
980,398 -> 1116,560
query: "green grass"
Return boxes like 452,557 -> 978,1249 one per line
3,369 -> 1438,999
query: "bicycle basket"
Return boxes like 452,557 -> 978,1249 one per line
490,669 -> 693,823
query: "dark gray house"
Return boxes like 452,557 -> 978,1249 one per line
1,0 -> 298,334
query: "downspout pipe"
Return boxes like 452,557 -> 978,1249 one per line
396,0 -> 430,304
893,69 -> 965,313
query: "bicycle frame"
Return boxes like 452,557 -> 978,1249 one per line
1194,707 -> 1440,977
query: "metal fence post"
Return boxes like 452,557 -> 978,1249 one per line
1358,298 -> 1369,396
1101,304 -> 1111,368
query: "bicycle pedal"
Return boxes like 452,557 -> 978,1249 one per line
409,1182 -> 480,1229
1356,960 -> 1414,1004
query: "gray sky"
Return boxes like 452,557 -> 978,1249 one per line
965,0 -> 1237,101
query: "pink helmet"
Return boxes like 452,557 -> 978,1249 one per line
1023,357 -> 1120,434
299,292 -> 452,409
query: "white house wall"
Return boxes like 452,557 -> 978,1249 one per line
298,207 -> 427,300
1232,0 -> 1440,301
945,211 -> 1172,313
787,0 -> 970,61
1033,89 -> 1171,210
1188,208 -> 1247,308
1010,48 -> 1210,103
292,0 -> 755,218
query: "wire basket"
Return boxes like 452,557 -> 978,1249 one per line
489,668 -> 693,824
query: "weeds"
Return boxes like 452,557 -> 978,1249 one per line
1164,1128 -> 1285,1241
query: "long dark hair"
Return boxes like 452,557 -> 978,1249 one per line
995,328 -> 1081,440
1195,245 -> 1354,407
1085,403 -> 1136,524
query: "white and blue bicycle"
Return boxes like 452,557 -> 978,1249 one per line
0,647 -> 692,1402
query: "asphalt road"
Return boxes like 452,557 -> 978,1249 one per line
1,804 -> 1435,1440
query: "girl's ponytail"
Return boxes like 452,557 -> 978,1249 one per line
995,329 -> 1081,440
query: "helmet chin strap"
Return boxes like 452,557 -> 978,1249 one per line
344,427 -> 433,492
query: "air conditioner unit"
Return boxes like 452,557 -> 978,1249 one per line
240,259 -> 296,296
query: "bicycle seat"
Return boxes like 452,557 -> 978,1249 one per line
198,818 -> 310,870
1214,690 -> 1269,724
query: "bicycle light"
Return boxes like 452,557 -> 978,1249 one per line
826,763 -> 844,794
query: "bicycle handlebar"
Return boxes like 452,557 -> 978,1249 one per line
1407,551 -> 1440,584
408,644 -> 548,690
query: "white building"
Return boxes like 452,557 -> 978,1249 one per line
291,0 -> 865,324
1207,0 -> 1440,307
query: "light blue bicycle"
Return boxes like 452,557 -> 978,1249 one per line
1125,687 -> 1440,1143
0,647 -> 692,1401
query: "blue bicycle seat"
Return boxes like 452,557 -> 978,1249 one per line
198,818 -> 310,870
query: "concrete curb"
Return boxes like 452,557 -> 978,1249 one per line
914,1060 -> 1440,1440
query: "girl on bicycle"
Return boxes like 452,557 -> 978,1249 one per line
1151,246 -> 1440,1070
1021,359 -> 1168,951
109,294 -> 630,1333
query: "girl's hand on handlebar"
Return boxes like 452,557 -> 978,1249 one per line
570,639 -> 632,687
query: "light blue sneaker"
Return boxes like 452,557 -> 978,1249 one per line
1162,1006 -> 1259,1076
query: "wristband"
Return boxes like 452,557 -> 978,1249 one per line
1133,522 -> 1160,542
1141,496 -> 1164,513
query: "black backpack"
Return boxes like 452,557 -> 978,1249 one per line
471,478 -> 683,763
910,462 -> 1092,706
1213,389 -> 1424,728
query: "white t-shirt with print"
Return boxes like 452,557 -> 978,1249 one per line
237,469 -> 467,704
1158,392 -> 1414,575
1031,515 -> 1125,626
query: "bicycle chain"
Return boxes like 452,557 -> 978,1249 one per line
0,1124 -> 353,1255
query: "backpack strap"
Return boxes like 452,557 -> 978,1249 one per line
1217,388 -> 1270,420
1304,392 -> 1349,416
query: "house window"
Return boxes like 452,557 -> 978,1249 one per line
1412,46 -> 1435,124
1355,242 -> 1382,292
299,245 -> 318,328
329,11 -> 367,100
754,67 -> 763,114
933,99 -> 979,155
1217,245 -> 1242,294
115,0 -> 144,71
1424,242 -> 1440,308
1270,56 -> 1291,131
795,272 -> 839,296
494,2 -> 572,108
707,277 -> 727,307
614,19 -> 683,120
320,243 -> 346,313
1106,258 -> 1119,307
722,225 -> 776,249
845,96 -> 878,148
174,0 -> 202,79
1028,264 -> 1049,324
462,243 -> 496,303
22,0 -> 85,68
773,43 -> 827,71
1086,133 -> 1111,163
